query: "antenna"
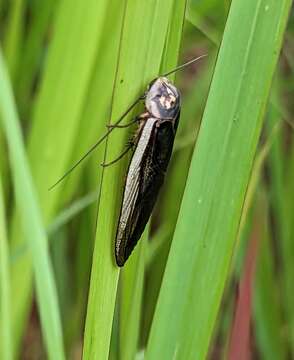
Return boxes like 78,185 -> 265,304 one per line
49,95 -> 143,190
49,54 -> 208,190
161,54 -> 207,78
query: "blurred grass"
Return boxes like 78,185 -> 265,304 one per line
0,0 -> 293,358
0,174 -> 12,360
266,72 -> 294,355
9,0 -> 110,354
254,193 -> 287,360
15,0 -> 57,120
0,49 -> 64,359
3,0 -> 24,81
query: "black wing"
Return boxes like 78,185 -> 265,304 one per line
115,113 -> 179,266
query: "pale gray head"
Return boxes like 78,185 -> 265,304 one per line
145,77 -> 180,119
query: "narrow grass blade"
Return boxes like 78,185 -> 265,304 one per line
9,0 -> 110,352
3,0 -> 25,80
0,174 -> 12,360
0,49 -> 65,359
161,0 -> 187,73
15,0 -> 56,120
254,195 -> 287,359
0,0 -> 26,195
119,0 -> 188,355
282,171 -> 294,355
83,0 -> 176,358
47,192 -> 97,236
9,191 -> 96,265
0,130 -> 9,202
142,50 -> 214,346
266,75 -> 294,355
146,0 -> 292,359
228,208 -> 261,359
186,2 -> 221,46
60,0 -> 122,204
120,236 -> 146,360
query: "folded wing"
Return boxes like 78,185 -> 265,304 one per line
115,115 -> 178,266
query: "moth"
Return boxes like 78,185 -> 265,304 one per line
50,54 -> 206,266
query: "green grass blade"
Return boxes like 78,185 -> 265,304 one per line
3,0 -> 25,80
0,49 -> 65,360
0,173 -> 12,360
254,198 -> 287,360
47,192 -> 97,236
8,191 -> 96,264
161,0 -> 187,72
0,0 -> 26,197
16,0 -> 57,120
60,0 -> 122,204
118,1 -> 188,355
281,135 -> 294,354
120,236 -> 146,360
266,76 -> 294,354
146,0 -> 292,359
186,1 -> 221,46
9,0 -> 110,352
82,0 -> 177,357
142,52 -> 214,346
270,84 -> 294,355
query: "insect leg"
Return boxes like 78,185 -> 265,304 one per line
101,144 -> 134,167
107,111 -> 149,129
101,113 -> 149,167
107,117 -> 139,129
48,95 -> 145,190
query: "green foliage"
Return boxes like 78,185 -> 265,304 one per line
0,0 -> 293,358
0,175 -> 12,360
0,50 -> 65,359
147,1 -> 292,359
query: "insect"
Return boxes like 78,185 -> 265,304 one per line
50,54 -> 206,266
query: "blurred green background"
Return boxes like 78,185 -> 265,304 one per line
0,0 -> 293,359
